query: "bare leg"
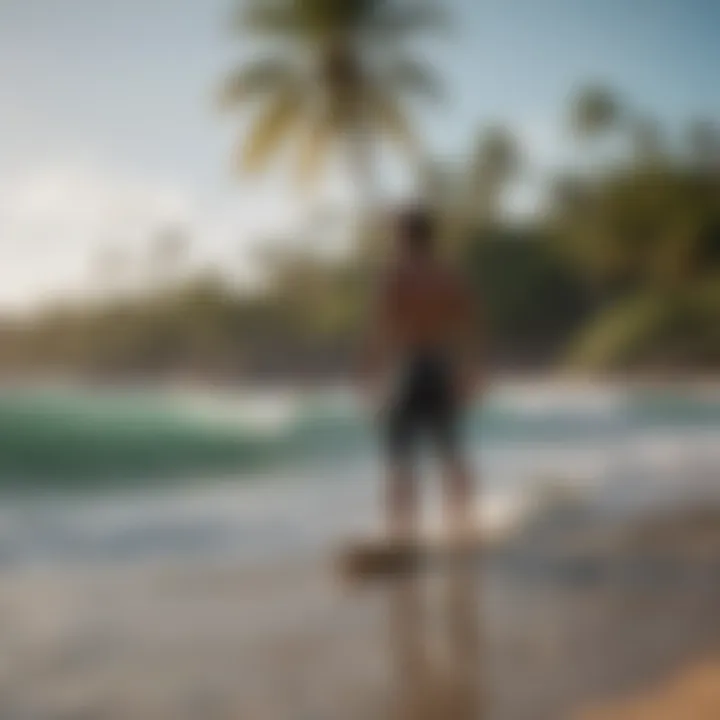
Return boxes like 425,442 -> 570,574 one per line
387,462 -> 418,540
442,457 -> 475,540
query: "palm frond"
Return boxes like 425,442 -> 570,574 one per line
235,0 -> 356,39
368,90 -> 418,159
473,126 -> 521,184
239,90 -> 304,173
565,294 -> 669,370
295,116 -> 334,186
569,85 -> 622,139
234,0 -> 302,36
383,58 -> 442,101
369,1 -> 447,38
218,58 -> 298,110
222,0 -> 442,186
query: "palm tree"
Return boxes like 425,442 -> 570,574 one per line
629,116 -> 665,167
569,84 -> 622,141
218,0 -> 443,212
687,119 -> 720,171
470,125 -> 521,224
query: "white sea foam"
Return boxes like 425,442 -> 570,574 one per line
0,382 -> 718,569
490,380 -> 629,417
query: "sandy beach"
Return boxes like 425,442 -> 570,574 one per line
3,502 -> 720,720
579,659 -> 720,719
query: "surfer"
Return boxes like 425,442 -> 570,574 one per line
361,206 -> 484,542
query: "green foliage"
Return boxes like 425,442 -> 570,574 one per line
470,126 -> 522,224
463,228 -> 591,366
552,160 -> 720,370
686,119 -> 720,168
221,0 -> 444,186
3,80 -> 720,379
569,85 -> 621,139
565,294 -> 670,370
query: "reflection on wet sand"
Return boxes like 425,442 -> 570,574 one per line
5,508 -> 720,719
387,563 -> 484,720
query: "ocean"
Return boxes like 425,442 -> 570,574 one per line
1,381 -> 719,569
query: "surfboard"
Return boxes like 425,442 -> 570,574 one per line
336,532 -> 485,581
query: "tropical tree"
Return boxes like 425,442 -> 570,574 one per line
554,147 -> 720,370
550,84 -> 720,370
686,119 -> 720,170
629,116 -> 665,167
470,125 -> 521,225
569,84 -> 622,141
219,0 -> 444,212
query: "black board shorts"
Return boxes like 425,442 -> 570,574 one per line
384,351 -> 462,464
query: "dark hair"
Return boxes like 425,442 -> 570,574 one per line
396,205 -> 435,255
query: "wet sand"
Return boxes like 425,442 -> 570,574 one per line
578,659 -> 720,719
2,506 -> 720,720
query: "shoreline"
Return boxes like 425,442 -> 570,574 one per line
3,372 -> 720,401
3,501 -> 720,719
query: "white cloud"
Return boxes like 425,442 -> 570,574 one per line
0,159 -> 319,310
0,161 -> 193,252
0,161 -> 198,309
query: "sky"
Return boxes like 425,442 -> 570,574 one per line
1,0 -> 719,309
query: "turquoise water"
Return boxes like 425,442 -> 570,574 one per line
0,387 -> 370,490
0,384 -> 719,491
0,383 -> 719,568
